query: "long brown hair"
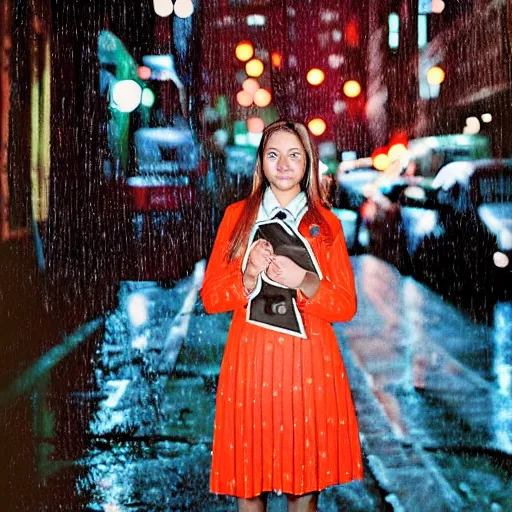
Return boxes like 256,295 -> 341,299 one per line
228,120 -> 331,261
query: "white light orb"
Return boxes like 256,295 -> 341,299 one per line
153,0 -> 173,17
493,252 -> 509,268
112,80 -> 142,113
174,0 -> 194,18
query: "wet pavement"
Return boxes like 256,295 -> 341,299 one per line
2,255 -> 512,511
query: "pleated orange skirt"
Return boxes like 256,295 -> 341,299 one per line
210,309 -> 363,498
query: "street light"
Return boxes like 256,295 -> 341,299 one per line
174,0 -> 194,18
308,118 -> 326,136
245,58 -> 264,78
153,0 -> 173,17
343,79 -> 361,98
112,80 -> 142,112
254,88 -> 271,107
307,68 -> 325,86
426,66 -> 445,85
235,41 -> 254,62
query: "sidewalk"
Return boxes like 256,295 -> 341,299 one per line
4,256 -> 512,511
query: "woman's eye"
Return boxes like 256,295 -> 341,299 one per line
267,152 -> 277,158
290,152 -> 302,158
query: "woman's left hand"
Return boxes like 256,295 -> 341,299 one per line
267,255 -> 307,288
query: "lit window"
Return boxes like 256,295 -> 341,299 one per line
388,13 -> 399,49
418,15 -> 428,49
247,15 -> 266,26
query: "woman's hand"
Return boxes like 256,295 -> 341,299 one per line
247,239 -> 274,276
267,255 -> 307,289
243,239 -> 274,292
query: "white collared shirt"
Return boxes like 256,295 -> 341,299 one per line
256,187 -> 308,227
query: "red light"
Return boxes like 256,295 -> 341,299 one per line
345,20 -> 359,47
389,131 -> 408,147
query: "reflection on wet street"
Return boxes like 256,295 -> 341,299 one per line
2,256 -> 511,511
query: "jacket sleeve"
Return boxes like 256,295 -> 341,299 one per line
296,223 -> 357,323
200,205 -> 248,314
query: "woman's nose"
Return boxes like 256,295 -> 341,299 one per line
276,155 -> 289,170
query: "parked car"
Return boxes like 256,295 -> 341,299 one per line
361,134 -> 494,271
124,125 -> 209,280
399,159 -> 511,307
333,167 -> 381,254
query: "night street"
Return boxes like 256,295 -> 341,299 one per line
2,256 -> 510,511
1,1 -> 512,511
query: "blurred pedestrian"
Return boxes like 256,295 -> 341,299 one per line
201,120 -> 363,512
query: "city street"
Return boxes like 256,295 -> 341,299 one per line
4,255 -> 511,511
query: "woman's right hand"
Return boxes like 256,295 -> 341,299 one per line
243,240 -> 273,293
246,239 -> 274,277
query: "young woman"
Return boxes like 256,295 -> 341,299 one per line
201,120 -> 363,512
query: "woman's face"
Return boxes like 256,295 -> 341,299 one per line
262,130 -> 307,198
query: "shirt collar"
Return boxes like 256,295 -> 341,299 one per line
261,187 -> 307,223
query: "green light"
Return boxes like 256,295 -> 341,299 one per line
141,88 -> 155,107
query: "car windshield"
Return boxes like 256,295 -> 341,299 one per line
471,164 -> 512,204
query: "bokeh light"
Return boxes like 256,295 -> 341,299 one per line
235,41 -> 254,62
373,153 -> 390,171
137,66 -> 152,80
112,80 -> 142,113
306,68 -> 325,86
481,113 -> 492,123
245,58 -> 264,77
236,90 -> 253,107
247,117 -> 265,133
464,116 -> 481,134
153,0 -> 173,17
253,88 -> 272,107
174,0 -> 195,19
271,52 -> 282,68
432,0 -> 446,14
242,78 -> 260,94
141,88 -> 155,107
308,118 -> 327,136
426,66 -> 445,85
388,143 -> 408,161
343,79 -> 361,98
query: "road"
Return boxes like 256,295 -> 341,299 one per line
2,256 -> 511,511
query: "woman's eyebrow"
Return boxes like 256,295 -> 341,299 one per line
265,147 -> 302,152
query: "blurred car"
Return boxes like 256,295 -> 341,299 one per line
127,126 -> 206,214
124,125 -> 208,280
399,159 -> 511,304
333,167 -> 381,254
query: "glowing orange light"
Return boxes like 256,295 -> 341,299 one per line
247,117 -> 265,133
271,52 -> 282,68
245,58 -> 264,77
372,147 -> 390,171
235,41 -> 254,62
426,66 -> 445,85
343,80 -> 361,98
254,88 -> 272,107
137,66 -> 152,80
306,68 -> 325,86
236,90 -> 253,107
308,118 -> 326,136
388,143 -> 407,161
242,78 -> 260,94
